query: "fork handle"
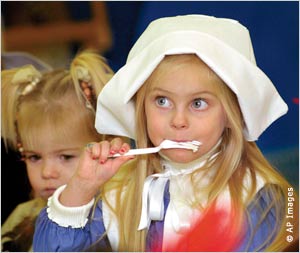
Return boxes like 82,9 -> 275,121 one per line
110,147 -> 159,157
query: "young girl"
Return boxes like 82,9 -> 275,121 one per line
1,50 -> 114,251
33,15 -> 298,251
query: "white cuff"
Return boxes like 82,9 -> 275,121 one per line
47,184 -> 95,228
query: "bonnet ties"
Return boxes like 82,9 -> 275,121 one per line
137,160 -> 208,230
138,175 -> 169,230
137,139 -> 222,231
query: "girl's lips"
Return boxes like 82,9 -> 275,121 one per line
44,188 -> 57,196
171,140 -> 197,143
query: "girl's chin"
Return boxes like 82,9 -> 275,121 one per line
41,189 -> 56,199
160,149 -> 200,163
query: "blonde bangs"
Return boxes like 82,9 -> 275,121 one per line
18,92 -> 100,151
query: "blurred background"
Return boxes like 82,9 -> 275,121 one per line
1,1 -> 299,223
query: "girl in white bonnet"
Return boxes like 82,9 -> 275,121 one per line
33,15 -> 298,251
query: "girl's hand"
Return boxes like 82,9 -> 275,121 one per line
59,138 -> 134,206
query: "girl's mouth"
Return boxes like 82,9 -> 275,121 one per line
44,188 -> 57,196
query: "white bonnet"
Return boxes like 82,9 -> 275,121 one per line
96,14 -> 288,141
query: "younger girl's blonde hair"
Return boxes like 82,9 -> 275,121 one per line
109,54 -> 298,251
1,50 -> 114,154
1,50 -> 115,252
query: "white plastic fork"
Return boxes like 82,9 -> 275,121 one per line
110,140 -> 202,157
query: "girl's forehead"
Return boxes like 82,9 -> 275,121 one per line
151,55 -> 218,79
26,130 -> 82,145
22,121 -> 94,151
147,56 -> 223,93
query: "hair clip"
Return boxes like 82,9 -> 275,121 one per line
16,141 -> 25,161
80,81 -> 92,101
12,65 -> 42,96
76,66 -> 96,110
76,66 -> 91,83
14,119 -> 25,161
21,77 -> 40,95
80,80 -> 96,110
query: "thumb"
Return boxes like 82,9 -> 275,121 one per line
110,155 -> 135,174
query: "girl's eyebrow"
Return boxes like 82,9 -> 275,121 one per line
149,87 -> 216,97
23,150 -> 40,154
149,87 -> 173,94
54,148 -> 82,154
23,147 -> 81,154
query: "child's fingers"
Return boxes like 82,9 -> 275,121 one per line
98,141 -> 111,164
85,142 -> 103,160
109,137 -> 127,154
85,138 -> 132,163
119,142 -> 131,154
109,137 -> 131,156
85,142 -> 96,152
80,140 -> 135,187
111,155 -> 135,174
109,137 -> 123,155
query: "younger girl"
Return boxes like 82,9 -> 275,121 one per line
33,15 -> 298,251
1,50 -> 114,251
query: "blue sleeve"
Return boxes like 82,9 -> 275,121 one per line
236,184 -> 285,251
33,201 -> 111,252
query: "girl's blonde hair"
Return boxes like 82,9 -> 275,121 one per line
1,50 -> 114,252
1,50 -> 114,153
110,54 -> 298,251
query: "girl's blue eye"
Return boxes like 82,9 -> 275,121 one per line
192,99 -> 208,110
26,154 -> 41,162
155,97 -> 171,108
60,155 -> 74,161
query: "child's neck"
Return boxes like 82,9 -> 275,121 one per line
159,138 -> 222,174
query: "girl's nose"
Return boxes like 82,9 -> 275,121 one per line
41,161 -> 60,179
171,109 -> 189,129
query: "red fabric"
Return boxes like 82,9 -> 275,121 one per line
152,203 -> 244,252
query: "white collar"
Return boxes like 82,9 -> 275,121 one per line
138,139 -> 221,230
